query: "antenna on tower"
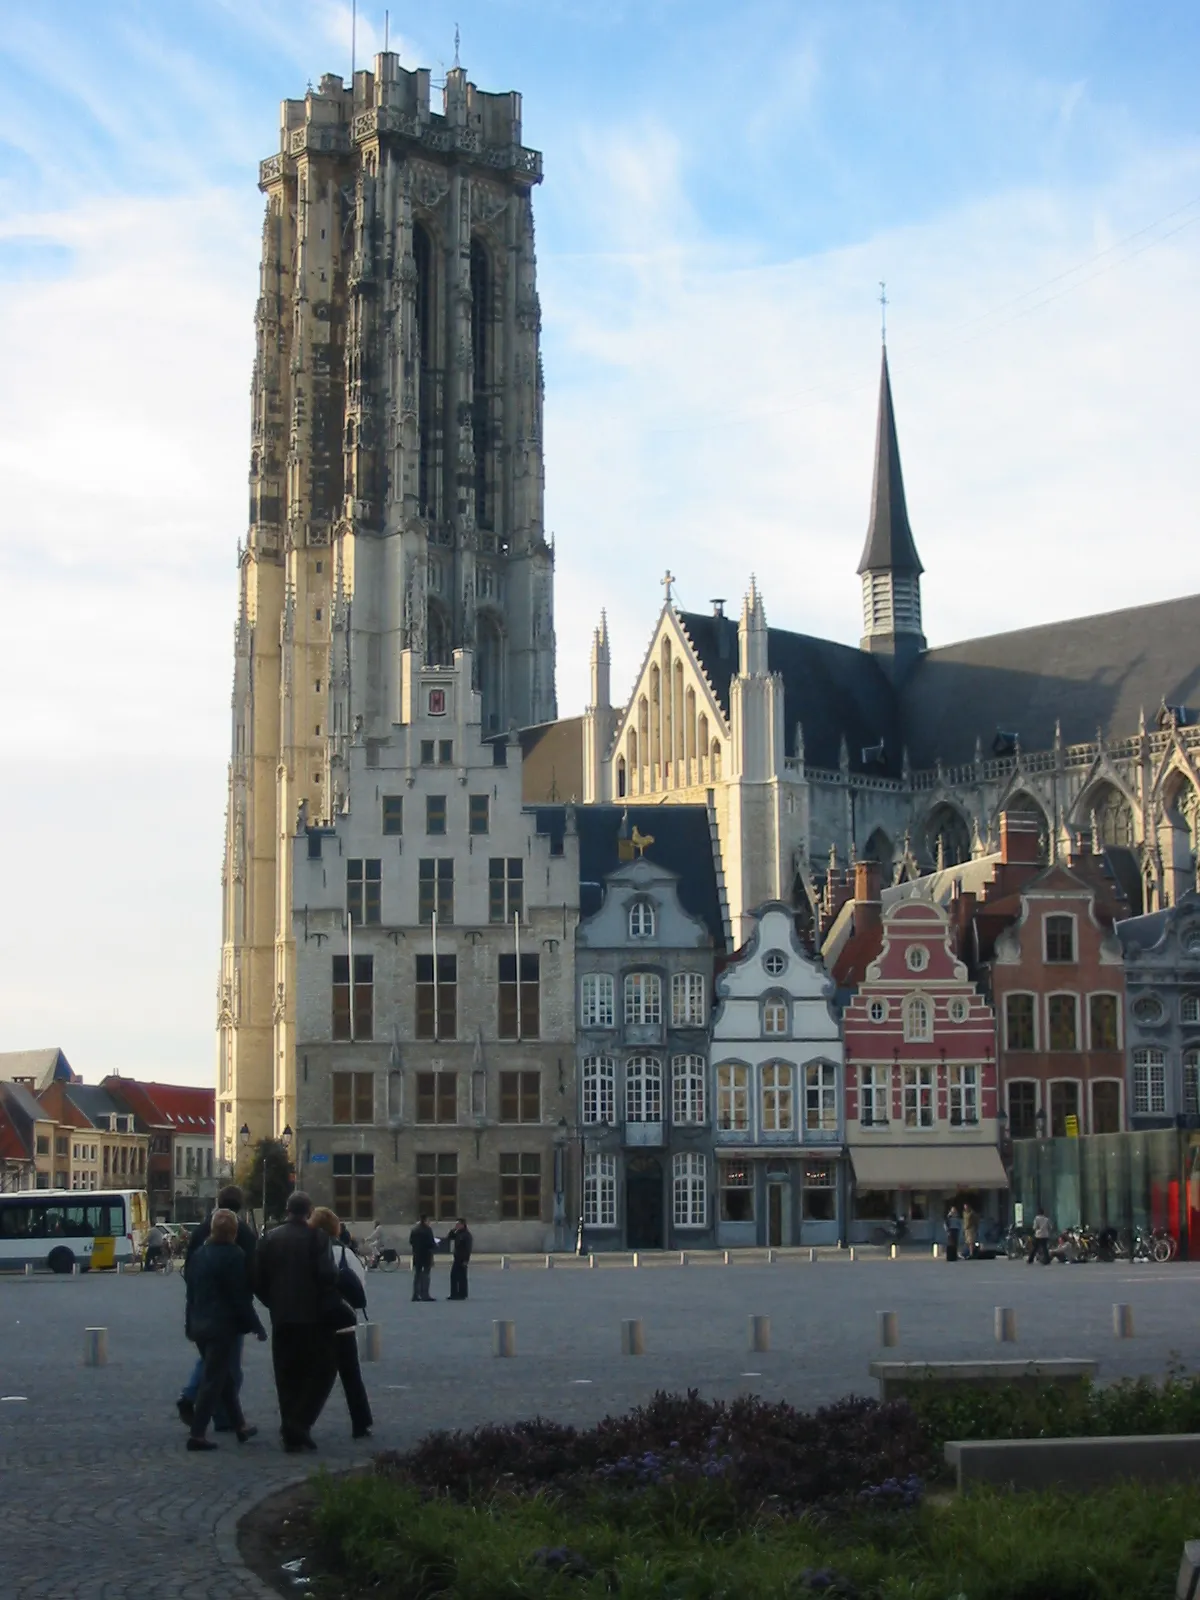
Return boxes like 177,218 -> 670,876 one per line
879,280 -> 888,345
454,22 -> 461,69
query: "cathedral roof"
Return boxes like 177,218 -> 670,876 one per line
856,346 -> 923,577
678,610 -> 901,775
898,593 -> 1200,768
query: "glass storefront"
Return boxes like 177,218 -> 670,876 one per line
1011,1129 -> 1190,1244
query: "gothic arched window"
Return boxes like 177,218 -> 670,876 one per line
413,221 -> 436,521
470,236 -> 491,528
925,803 -> 970,869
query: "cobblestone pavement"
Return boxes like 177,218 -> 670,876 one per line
1,1253 -> 1196,1598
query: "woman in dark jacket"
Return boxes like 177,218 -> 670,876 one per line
186,1208 -> 267,1451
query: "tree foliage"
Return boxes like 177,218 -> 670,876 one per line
235,1137 -> 292,1223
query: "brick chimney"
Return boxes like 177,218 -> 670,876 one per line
1000,811 -> 1042,865
854,859 -> 883,935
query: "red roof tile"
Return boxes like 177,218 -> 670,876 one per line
102,1078 -> 214,1133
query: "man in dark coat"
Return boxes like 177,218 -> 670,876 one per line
409,1214 -> 436,1302
447,1218 -> 472,1301
254,1190 -> 339,1451
185,1209 -> 267,1451
177,1184 -> 258,1427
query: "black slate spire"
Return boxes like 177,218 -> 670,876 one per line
856,346 -> 923,577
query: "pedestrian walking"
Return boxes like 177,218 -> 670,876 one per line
944,1205 -> 962,1262
311,1207 -> 374,1439
410,1214 -> 437,1302
177,1184 -> 257,1430
447,1218 -> 473,1300
1027,1206 -> 1052,1265
962,1203 -> 978,1260
254,1190 -> 340,1452
184,1208 -> 267,1452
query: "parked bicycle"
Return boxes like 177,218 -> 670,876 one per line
869,1216 -> 909,1247
363,1244 -> 401,1272
1004,1224 -> 1032,1260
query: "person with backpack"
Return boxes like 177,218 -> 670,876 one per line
311,1206 -> 373,1439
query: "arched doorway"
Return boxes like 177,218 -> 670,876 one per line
625,1156 -> 663,1250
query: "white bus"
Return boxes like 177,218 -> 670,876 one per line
0,1190 -> 150,1273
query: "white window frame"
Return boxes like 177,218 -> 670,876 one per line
583,1153 -> 617,1227
580,973 -> 615,1029
671,1055 -> 706,1124
672,1152 -> 707,1228
903,994 -> 932,1043
1183,994 -> 1200,1026
762,996 -> 789,1037
716,1062 -> 750,1133
625,1056 -> 663,1123
581,1056 -> 616,1125
1090,1077 -> 1124,1132
805,1061 -> 838,1132
671,972 -> 707,1027
1046,991 -> 1079,1052
1087,991 -> 1122,1051
948,1064 -> 979,1127
1185,1049 -> 1200,1116
628,899 -> 656,939
859,1062 -> 890,1127
1044,912 -> 1077,964
1005,991 -> 1038,1051
903,1064 -> 934,1129
867,998 -> 888,1024
1132,1048 -> 1166,1116
761,1062 -> 795,1133
624,972 -> 662,1025
947,995 -> 969,1024
1048,1076 -> 1084,1134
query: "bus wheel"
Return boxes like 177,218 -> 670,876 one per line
47,1247 -> 74,1275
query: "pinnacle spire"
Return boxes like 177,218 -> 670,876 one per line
856,346 -> 922,577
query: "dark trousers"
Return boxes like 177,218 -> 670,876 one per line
183,1335 -> 243,1427
192,1334 -> 245,1439
1027,1237 -> 1050,1264
449,1261 -> 469,1300
945,1234 -> 959,1261
334,1326 -> 373,1433
412,1264 -> 432,1300
271,1324 -> 338,1445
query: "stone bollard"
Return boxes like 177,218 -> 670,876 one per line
500,1254 -> 510,1270
723,1249 -> 731,1265
767,1248 -> 776,1264
492,1319 -> 516,1358
83,1328 -> 107,1367
588,1253 -> 596,1268
360,1322 -> 382,1362
878,1310 -> 899,1348
115,1262 -> 123,1276
1113,1303 -> 1135,1339
679,1250 -> 688,1266
620,1318 -> 645,1356
748,1314 -> 771,1353
890,1243 -> 898,1260
809,1247 -> 817,1263
71,1263 -> 80,1277
995,1306 -> 1017,1343
632,1251 -> 640,1268
23,1263 -> 32,1278
848,1247 -> 857,1262
545,1254 -> 554,1269
932,1242 -> 940,1259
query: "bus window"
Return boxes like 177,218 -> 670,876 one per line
0,1205 -> 31,1238
87,1202 -> 122,1237
131,1193 -> 148,1230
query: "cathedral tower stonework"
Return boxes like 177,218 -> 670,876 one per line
219,57 -> 555,1162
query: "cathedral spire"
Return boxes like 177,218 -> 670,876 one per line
856,345 -> 925,679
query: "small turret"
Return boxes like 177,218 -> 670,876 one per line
857,347 -> 926,679
589,611 -> 611,710
738,576 -> 769,677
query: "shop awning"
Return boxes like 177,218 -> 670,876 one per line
850,1145 -> 1009,1192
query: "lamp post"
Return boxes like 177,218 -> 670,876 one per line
281,1125 -> 293,1210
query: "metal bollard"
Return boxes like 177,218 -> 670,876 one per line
632,1251 -> 640,1268
620,1318 -> 645,1356
500,1254 -> 510,1270
360,1322 -> 382,1362
932,1242 -> 940,1258
723,1249 -> 730,1265
995,1306 -> 1017,1343
878,1310 -> 899,1348
890,1243 -> 898,1260
588,1253 -> 596,1268
71,1263 -> 80,1277
1113,1303 -> 1135,1339
115,1262 -> 123,1276
767,1248 -> 776,1264
748,1314 -> 771,1353
545,1253 -> 554,1269
83,1327 -> 107,1367
23,1263 -> 32,1278
809,1247 -> 817,1263
492,1319 -> 516,1358
848,1247 -> 857,1262
679,1250 -> 688,1266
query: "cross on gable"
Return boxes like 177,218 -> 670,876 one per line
661,569 -> 676,603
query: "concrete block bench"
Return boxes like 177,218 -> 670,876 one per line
869,1358 -> 1097,1403
945,1434 -> 1200,1492
1178,1540 -> 1200,1600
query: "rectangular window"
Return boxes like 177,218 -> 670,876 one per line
582,1057 -> 616,1125
1089,993 -> 1119,1051
671,1055 -> 706,1124
418,858 -> 454,924
416,1153 -> 458,1220
716,1063 -> 749,1132
1132,1049 -> 1166,1116
1185,1051 -> 1200,1116
55,1137 -> 67,1158
332,1153 -> 375,1221
35,1135 -> 49,1156
583,1154 -> 617,1227
1005,993 -> 1036,1050
332,954 -> 374,1041
624,1057 -> 663,1122
415,1071 -> 458,1125
488,858 -> 523,923
1048,994 -> 1078,1051
332,1072 -> 374,1125
903,1065 -> 934,1129
382,795 -> 403,836
859,1063 -> 890,1127
439,740 -> 453,765
500,1153 -> 542,1220
1183,995 -> 1200,1025
624,972 -> 662,1026
1049,1078 -> 1081,1136
672,1152 -> 707,1228
468,794 -> 489,835
1045,915 -> 1075,963
763,999 -> 788,1036
498,954 -> 540,1039
803,1163 -> 837,1221
580,973 -> 615,1029
761,1063 -> 795,1132
426,795 -> 447,836
346,859 -> 382,925
499,1071 -> 541,1123
805,1062 -> 838,1131
420,740 -> 435,764
671,972 -> 706,1027
1092,1080 -> 1122,1134
415,954 -> 457,1040
719,1160 -> 753,1222
948,1065 -> 979,1127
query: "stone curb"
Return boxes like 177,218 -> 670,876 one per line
214,1468 -> 310,1599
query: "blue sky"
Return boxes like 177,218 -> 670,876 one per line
1,1 -> 1198,1084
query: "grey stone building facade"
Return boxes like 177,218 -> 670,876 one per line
291,648 -> 579,1250
576,854 -> 717,1252
1117,889 -> 1200,1130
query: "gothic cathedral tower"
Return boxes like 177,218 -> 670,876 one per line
218,56 -> 555,1162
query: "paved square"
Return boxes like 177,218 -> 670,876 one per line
0,1254 -> 1195,1598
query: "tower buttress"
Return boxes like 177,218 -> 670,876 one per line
857,346 -> 925,680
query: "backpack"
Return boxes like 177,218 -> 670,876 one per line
337,1244 -> 368,1313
